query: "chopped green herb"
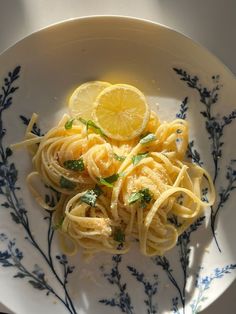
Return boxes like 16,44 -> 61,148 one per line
113,153 -> 126,162
65,118 -> 74,130
99,173 -> 119,188
131,152 -> 149,166
99,178 -> 113,188
80,185 -> 102,207
140,188 -> 152,204
60,176 -> 76,190
80,190 -> 97,207
113,228 -> 125,243
128,192 -> 141,204
93,184 -> 103,197
63,158 -> 85,171
79,117 -> 107,137
52,216 -> 64,230
139,133 -> 156,144
128,188 -> 152,208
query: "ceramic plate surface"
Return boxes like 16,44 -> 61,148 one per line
0,16 -> 236,314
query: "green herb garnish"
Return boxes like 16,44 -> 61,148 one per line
99,173 -> 120,188
113,153 -> 126,162
128,188 -> 152,208
93,184 -> 103,197
80,185 -> 102,207
128,192 -> 141,204
65,118 -> 75,130
131,152 -> 149,166
60,176 -> 76,190
113,228 -> 125,243
63,158 -> 85,171
79,117 -> 106,137
139,133 -> 156,144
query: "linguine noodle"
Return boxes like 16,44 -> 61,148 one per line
13,110 -> 215,257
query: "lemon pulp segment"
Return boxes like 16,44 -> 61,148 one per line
93,84 -> 150,140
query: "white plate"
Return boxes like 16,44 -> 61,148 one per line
0,16 -> 236,314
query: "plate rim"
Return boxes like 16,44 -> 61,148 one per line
0,14 -> 236,83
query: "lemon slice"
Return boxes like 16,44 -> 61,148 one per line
68,81 -> 111,119
93,84 -> 150,141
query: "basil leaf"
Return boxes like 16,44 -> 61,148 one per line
113,153 -> 126,162
79,117 -> 106,137
80,185 -> 102,207
80,190 -> 97,207
60,176 -> 76,190
128,191 -> 142,204
128,188 -> 152,208
99,173 -> 119,188
140,188 -> 152,205
99,178 -> 113,188
93,184 -> 103,197
65,118 -> 74,130
131,152 -> 149,166
113,228 -> 125,243
139,133 -> 156,144
63,158 -> 85,171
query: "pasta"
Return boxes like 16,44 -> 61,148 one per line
13,80 -> 216,258
14,107 -> 215,258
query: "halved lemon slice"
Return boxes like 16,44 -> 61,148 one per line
93,84 -> 150,141
68,81 -> 111,119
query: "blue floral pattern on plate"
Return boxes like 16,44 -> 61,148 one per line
0,67 -> 77,314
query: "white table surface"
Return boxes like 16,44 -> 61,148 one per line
0,0 -> 235,313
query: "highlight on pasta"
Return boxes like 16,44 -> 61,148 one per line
12,81 -> 215,258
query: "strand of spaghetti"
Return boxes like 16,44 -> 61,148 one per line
176,176 -> 203,235
57,113 -> 70,126
125,205 -> 136,235
20,107 -> 215,257
185,161 -> 216,205
26,113 -> 39,135
145,187 -> 212,230
111,120 -> 190,218
173,165 -> 188,187
10,137 -> 42,149
58,231 -> 78,256
26,171 -> 65,211
111,156 -> 154,220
